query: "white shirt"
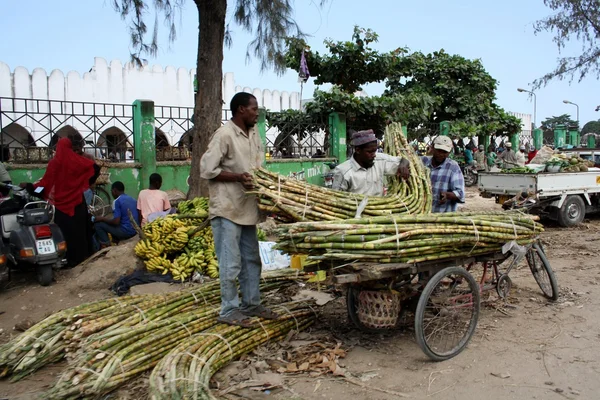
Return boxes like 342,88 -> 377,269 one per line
332,153 -> 402,196
516,151 -> 526,167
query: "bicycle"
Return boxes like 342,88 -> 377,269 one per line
88,183 -> 112,217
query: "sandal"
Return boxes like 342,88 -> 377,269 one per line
241,305 -> 279,320
216,309 -> 255,328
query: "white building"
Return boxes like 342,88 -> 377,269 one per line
0,57 -> 302,152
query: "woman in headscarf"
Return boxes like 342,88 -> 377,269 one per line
22,137 -> 99,267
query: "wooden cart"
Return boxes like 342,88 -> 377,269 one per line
305,240 -> 558,361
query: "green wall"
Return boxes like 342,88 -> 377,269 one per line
6,158 -> 337,199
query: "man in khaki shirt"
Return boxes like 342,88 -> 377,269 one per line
200,92 -> 278,327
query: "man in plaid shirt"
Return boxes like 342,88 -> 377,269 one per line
421,136 -> 465,212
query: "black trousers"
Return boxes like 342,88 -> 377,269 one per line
54,198 -> 92,267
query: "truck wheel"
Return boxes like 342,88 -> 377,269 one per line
557,195 -> 585,227
36,265 -> 53,286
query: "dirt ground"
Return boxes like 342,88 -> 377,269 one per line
1,187 -> 600,399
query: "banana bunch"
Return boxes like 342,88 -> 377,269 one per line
134,239 -> 166,260
177,197 -> 209,218
183,227 -> 219,278
144,255 -> 173,274
163,226 -> 190,253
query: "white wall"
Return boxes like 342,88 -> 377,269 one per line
508,111 -> 533,137
0,57 -> 302,146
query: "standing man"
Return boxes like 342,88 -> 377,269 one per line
499,142 -> 519,168
516,146 -> 527,167
93,181 -> 138,249
474,144 -> 486,172
421,136 -> 465,212
200,92 -> 278,328
464,145 -> 474,166
486,145 -> 498,171
332,130 -> 410,196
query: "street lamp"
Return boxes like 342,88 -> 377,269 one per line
517,88 -> 536,128
563,100 -> 580,125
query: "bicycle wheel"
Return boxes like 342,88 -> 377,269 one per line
90,186 -> 111,217
415,267 -> 480,361
526,242 -> 559,301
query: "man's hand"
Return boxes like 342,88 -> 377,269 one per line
19,182 -> 27,189
396,159 -> 411,180
439,191 -> 458,204
238,172 -> 254,190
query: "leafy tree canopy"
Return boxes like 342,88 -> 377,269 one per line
284,26 -> 521,139
533,0 -> 600,88
540,114 -> 577,130
581,119 -> 600,135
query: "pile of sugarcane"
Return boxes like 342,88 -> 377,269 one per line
0,270 -> 314,399
275,211 -> 544,264
252,123 -> 432,222
148,301 -> 315,400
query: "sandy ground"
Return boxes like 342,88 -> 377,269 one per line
1,187 -> 600,400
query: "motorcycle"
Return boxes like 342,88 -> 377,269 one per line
0,183 -> 67,286
323,162 -> 337,188
460,162 -> 478,187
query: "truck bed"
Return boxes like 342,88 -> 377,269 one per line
479,169 -> 600,197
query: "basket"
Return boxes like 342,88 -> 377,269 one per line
357,290 -> 401,329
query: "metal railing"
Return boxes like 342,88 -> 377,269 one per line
0,97 -> 134,163
154,105 -> 232,161
265,113 -> 329,159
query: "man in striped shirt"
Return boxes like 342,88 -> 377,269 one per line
421,136 -> 465,212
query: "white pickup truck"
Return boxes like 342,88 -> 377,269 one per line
478,169 -> 600,227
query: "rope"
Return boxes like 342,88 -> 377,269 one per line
392,216 -> 400,254
256,320 -> 270,340
131,304 -> 148,323
195,332 -> 234,362
177,321 -> 193,337
468,218 -> 480,255
508,216 -> 518,239
277,305 -> 300,332
301,183 -> 309,219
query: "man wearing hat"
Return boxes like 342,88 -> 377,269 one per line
474,144 -> 486,171
499,142 -> 519,168
421,136 -> 465,212
332,130 -> 410,196
516,145 -> 527,167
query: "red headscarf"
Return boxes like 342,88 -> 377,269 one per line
35,138 -> 96,216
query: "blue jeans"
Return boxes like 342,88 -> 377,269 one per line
94,222 -> 134,247
210,217 -> 262,317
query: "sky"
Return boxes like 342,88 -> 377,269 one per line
1,0 -> 599,127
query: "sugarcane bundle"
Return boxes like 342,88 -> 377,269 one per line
275,211 -> 544,264
0,270 -> 307,399
252,123 -> 432,222
0,293 -> 157,380
148,301 -> 316,400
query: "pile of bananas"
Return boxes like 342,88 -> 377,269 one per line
177,197 -> 209,217
133,199 -> 220,281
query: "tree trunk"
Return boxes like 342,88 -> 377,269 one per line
188,0 -> 227,198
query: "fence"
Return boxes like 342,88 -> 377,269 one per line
264,113 -> 330,159
0,97 -> 135,162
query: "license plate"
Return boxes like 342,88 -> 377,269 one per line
36,239 -> 55,255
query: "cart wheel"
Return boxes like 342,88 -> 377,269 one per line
346,286 -> 381,333
415,267 -> 480,361
526,242 -> 559,301
496,274 -> 512,299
